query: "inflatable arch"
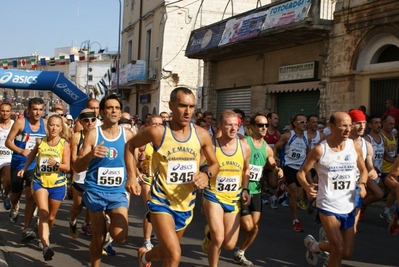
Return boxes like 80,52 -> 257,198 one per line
0,69 -> 88,118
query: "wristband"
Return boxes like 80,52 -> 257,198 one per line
360,182 -> 367,188
243,188 -> 249,192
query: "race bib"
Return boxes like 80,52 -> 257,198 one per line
328,172 -> 355,191
0,149 -> 11,156
25,137 -> 36,150
97,167 -> 124,186
249,164 -> 262,181
216,175 -> 239,192
39,157 -> 60,173
167,161 -> 196,184
287,147 -> 305,160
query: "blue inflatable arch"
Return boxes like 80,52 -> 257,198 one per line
0,69 -> 88,118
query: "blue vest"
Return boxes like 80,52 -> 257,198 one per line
11,117 -> 46,170
85,126 -> 127,192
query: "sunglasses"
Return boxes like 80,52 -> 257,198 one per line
82,118 -> 96,123
256,123 -> 269,128
297,120 -> 308,124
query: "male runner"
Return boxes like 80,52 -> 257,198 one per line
6,98 -> 47,243
233,112 -> 282,266
297,111 -> 368,266
124,87 -> 219,267
0,103 -> 14,210
75,95 -> 134,267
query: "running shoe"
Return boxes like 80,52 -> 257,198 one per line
138,247 -> 152,267
202,224 -> 211,254
279,192 -> 290,207
380,211 -> 393,223
69,220 -> 79,239
318,227 -> 329,258
270,195 -> 278,209
103,242 -> 116,256
80,223 -> 93,235
143,241 -> 154,251
3,195 -> 11,210
233,251 -> 253,266
43,246 -> 54,261
297,200 -> 307,210
9,207 -> 18,223
292,220 -> 304,232
21,227 -> 36,243
388,214 -> 399,236
359,206 -> 366,222
323,256 -> 329,267
261,195 -> 269,205
304,234 -> 319,265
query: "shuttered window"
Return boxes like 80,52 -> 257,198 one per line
216,88 -> 251,120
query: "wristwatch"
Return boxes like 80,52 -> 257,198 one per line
55,162 -> 60,169
206,170 -> 212,179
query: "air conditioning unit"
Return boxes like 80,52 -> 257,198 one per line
148,68 -> 157,80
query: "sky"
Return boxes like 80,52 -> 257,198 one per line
0,0 -> 121,59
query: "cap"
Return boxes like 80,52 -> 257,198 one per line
66,115 -> 73,120
283,125 -> 290,131
348,109 -> 366,123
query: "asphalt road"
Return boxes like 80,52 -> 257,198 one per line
0,192 -> 398,267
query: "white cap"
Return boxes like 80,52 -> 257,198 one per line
66,115 -> 73,120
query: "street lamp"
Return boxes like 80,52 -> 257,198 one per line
79,40 -> 103,95
116,0 -> 121,96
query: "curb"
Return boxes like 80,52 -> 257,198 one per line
0,248 -> 8,267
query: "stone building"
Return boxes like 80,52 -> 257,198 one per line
118,0 -> 262,119
186,0 -> 399,129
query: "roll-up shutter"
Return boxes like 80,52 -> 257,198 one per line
216,88 -> 251,120
276,90 -> 320,132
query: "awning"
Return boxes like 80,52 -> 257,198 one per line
266,81 -> 320,93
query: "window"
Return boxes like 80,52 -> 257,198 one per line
88,75 -> 93,81
128,40 -> 133,63
131,0 -> 134,11
155,45 -> 160,60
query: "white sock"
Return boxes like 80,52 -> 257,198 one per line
384,207 -> 390,214
143,239 -> 151,244
236,249 -> 244,255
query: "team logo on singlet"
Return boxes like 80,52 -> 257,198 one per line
106,148 -> 118,159
344,154 -> 352,161
253,152 -> 260,160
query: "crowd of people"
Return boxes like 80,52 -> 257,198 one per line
0,91 -> 398,267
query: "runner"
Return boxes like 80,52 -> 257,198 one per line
5,97 -> 47,243
74,99 -> 101,132
233,112 -> 283,266
68,109 -> 97,240
274,114 -> 308,232
17,114 -> 70,261
137,115 -> 163,250
297,111 -> 368,266
74,94 -> 135,267
124,87 -> 219,267
0,103 -> 14,210
385,156 -> 399,235
201,110 -> 250,267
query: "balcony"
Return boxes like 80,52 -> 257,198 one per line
117,60 -> 157,91
185,0 -> 334,61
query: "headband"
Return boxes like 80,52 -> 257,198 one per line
79,112 -> 96,119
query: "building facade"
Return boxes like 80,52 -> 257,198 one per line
186,0 -> 399,130
118,0 -> 261,119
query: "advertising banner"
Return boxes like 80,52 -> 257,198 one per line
0,69 -> 88,118
262,0 -> 312,30
185,23 -> 226,56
